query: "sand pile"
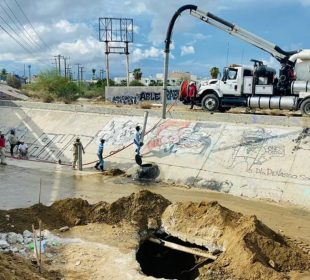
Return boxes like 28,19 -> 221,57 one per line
89,190 -> 171,228
0,253 -> 61,280
1,192 -> 309,280
161,201 -> 310,280
0,190 -> 170,233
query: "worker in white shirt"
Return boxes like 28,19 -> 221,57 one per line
18,142 -> 28,159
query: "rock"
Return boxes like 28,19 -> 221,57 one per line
23,237 -> 32,244
268,259 -> 276,268
18,249 -> 27,257
75,260 -> 81,266
0,240 -> 10,249
74,218 -> 82,226
147,218 -> 158,229
6,232 -> 18,244
0,233 -> 7,240
16,234 -> 23,244
23,230 -> 32,239
5,214 -> 10,220
59,226 -> 70,232
11,247 -> 19,253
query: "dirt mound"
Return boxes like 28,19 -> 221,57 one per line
0,204 -> 72,233
0,191 -> 171,233
90,190 -> 171,228
161,201 -> 310,280
0,252 -> 61,280
104,168 -> 125,176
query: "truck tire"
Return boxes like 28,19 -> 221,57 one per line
300,98 -> 310,116
201,93 -> 219,112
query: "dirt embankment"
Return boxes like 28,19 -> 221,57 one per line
0,190 -> 309,280
162,201 -> 310,280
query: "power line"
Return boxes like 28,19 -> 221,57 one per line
0,13 -> 35,53
0,1 -> 42,52
0,22 -> 34,55
13,0 -> 51,51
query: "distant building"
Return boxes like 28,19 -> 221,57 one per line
113,71 -> 198,86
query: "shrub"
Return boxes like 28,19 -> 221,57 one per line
140,102 -> 152,109
129,80 -> 145,86
7,74 -> 21,89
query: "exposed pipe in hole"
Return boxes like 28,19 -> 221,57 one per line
149,237 -> 217,260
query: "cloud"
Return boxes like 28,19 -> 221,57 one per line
180,45 -> 195,56
132,46 -> 162,62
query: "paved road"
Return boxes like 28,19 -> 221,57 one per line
1,158 -> 310,244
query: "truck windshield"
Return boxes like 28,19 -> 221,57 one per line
227,68 -> 238,80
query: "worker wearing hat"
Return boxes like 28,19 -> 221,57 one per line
72,137 -> 85,169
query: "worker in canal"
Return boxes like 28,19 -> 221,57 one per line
72,137 -> 85,169
95,138 -> 105,171
134,125 -> 143,165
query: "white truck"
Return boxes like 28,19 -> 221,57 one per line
178,6 -> 310,116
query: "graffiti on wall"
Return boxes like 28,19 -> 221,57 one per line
110,88 -> 180,104
144,120 -> 215,157
227,128 -> 285,170
97,118 -> 143,149
112,96 -> 137,104
292,128 -> 310,151
0,125 -> 95,162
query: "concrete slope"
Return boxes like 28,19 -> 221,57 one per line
0,84 -> 28,101
0,103 -> 309,208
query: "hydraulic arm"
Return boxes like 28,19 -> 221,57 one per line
189,8 -> 298,64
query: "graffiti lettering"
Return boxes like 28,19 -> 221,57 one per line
167,89 -> 179,101
249,167 -> 310,181
139,91 -> 160,101
112,96 -> 137,104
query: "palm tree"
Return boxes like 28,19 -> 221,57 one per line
92,68 -> 96,80
210,67 -> 219,79
133,68 -> 142,80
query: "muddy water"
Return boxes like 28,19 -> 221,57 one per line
1,159 -> 310,244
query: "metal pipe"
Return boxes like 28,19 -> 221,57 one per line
141,111 -> 149,143
162,5 -> 197,119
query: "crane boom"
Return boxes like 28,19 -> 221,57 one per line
190,8 -> 298,63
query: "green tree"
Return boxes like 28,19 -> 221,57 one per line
210,67 -> 219,79
0,68 -> 7,81
120,80 -> 127,86
133,68 -> 142,80
148,80 -> 157,86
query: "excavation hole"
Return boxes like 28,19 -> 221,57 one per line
136,233 -> 214,280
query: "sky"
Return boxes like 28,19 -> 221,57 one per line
0,0 -> 310,80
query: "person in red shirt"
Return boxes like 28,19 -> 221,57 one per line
0,132 -> 7,165
188,81 -> 197,109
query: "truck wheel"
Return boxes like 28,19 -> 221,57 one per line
201,94 -> 219,112
300,98 -> 310,116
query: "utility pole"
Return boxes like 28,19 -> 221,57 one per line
63,57 -> 69,78
28,65 -> 31,84
53,57 -> 58,74
54,54 -> 62,75
80,66 -> 84,83
23,64 -> 25,77
76,63 -> 80,83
